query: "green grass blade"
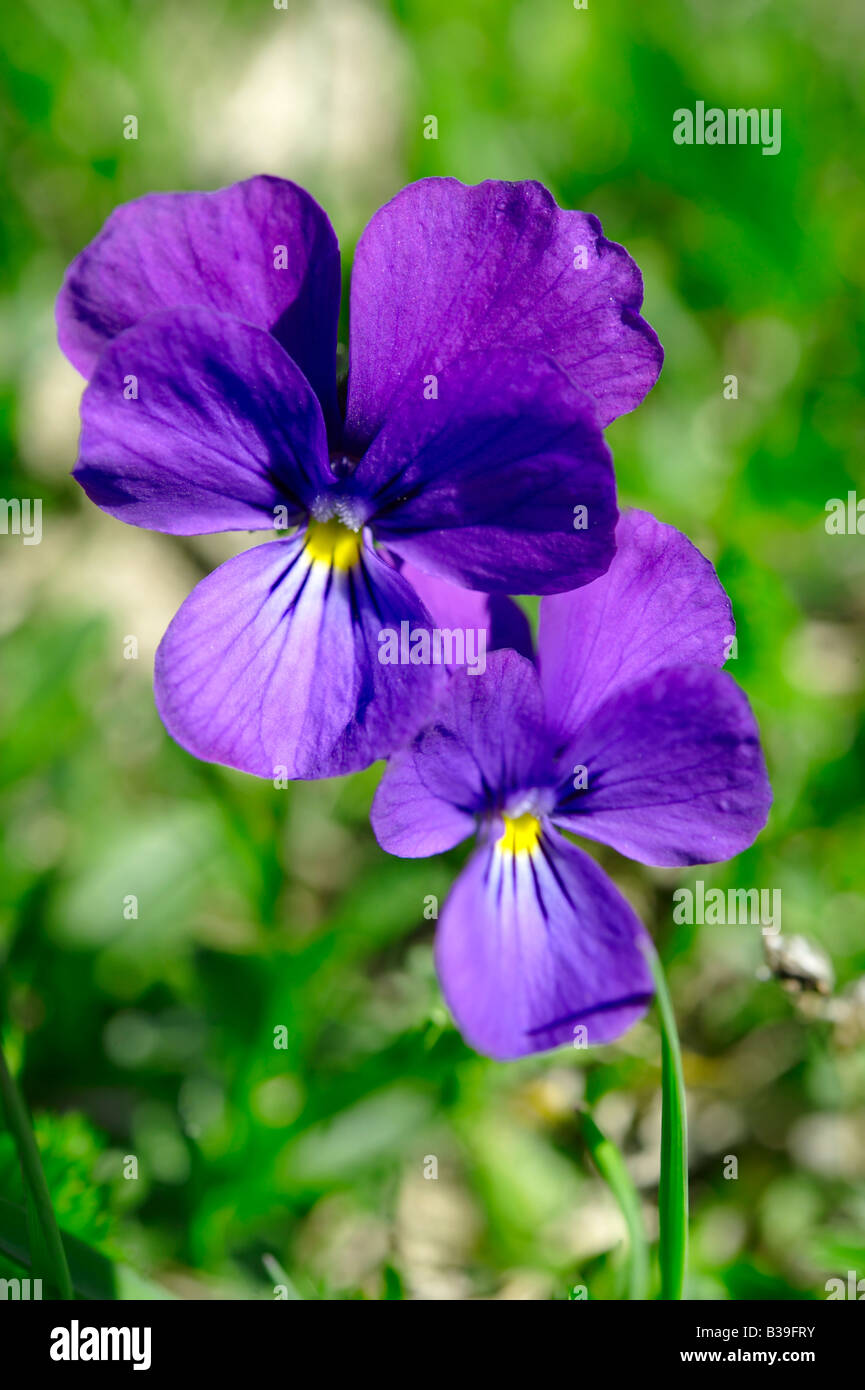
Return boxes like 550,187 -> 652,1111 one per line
0,1037 -> 74,1300
646,945 -> 689,1299
0,1196 -> 175,1300
579,1111 -> 649,1300
24,1181 -> 56,1293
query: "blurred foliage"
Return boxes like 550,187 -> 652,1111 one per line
1,0 -> 864,1299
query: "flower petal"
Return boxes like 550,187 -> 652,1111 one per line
435,828 -> 654,1060
154,531 -> 444,779
345,177 -> 661,448
358,349 -> 617,594
554,666 -> 772,865
371,650 -> 554,857
57,174 -> 341,422
76,307 -> 331,534
384,552 -> 534,662
538,510 -> 735,745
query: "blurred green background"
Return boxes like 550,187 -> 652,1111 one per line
1,0 -> 864,1300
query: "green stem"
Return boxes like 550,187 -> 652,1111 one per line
646,945 -> 689,1299
580,1112 -> 649,1300
0,1034 -> 74,1300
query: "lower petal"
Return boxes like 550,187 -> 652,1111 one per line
435,827 -> 653,1060
154,531 -> 443,779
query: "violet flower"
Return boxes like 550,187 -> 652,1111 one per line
371,511 -> 772,1061
57,175 -> 660,779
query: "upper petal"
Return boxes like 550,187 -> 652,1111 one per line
371,649 -> 554,857
538,510 -> 735,745
57,174 -> 340,422
553,665 -> 772,866
155,531 -> 444,780
435,828 -> 654,1061
358,348 -> 617,595
345,176 -> 661,449
76,307 -> 331,534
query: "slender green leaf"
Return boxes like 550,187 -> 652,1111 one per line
646,947 -> 689,1300
579,1111 -> 649,1300
0,1197 -> 174,1300
0,1039 -> 74,1300
24,1181 -> 56,1295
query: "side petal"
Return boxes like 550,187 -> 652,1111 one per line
57,175 -> 341,422
154,532 -> 444,780
384,552 -> 534,662
359,349 -> 617,595
435,829 -> 654,1061
76,307 -> 331,534
553,666 -> 772,866
538,510 -> 735,744
371,650 -> 554,858
345,177 -> 661,448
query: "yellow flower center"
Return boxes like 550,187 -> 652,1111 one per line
304,517 -> 363,570
499,811 -> 542,855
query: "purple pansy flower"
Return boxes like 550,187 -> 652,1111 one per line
57,175 -> 661,779
371,511 -> 772,1061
